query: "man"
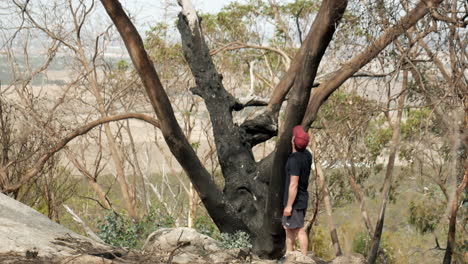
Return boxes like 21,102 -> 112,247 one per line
282,125 -> 312,256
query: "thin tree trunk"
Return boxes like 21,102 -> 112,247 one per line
71,5 -> 140,220
125,120 -> 149,214
443,169 -> 468,264
367,70 -> 407,264
2,113 -> 160,193
310,133 -> 342,256
188,183 -> 198,228
321,119 -> 375,238
346,156 -> 375,238
443,100 -> 468,264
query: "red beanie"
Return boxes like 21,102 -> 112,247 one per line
293,125 -> 309,149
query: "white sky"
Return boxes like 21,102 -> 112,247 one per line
123,0 -> 236,29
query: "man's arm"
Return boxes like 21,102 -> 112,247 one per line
283,175 -> 299,216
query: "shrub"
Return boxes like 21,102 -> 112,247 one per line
219,231 -> 252,249
408,199 -> 443,234
352,231 -> 396,264
194,214 -> 220,238
97,211 -> 138,248
97,205 -> 175,248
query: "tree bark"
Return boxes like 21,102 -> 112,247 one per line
176,0 -> 262,232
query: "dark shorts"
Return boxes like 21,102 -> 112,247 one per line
282,209 -> 305,229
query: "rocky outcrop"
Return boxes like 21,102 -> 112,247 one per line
143,227 -> 251,264
142,227 -> 367,264
0,193 -> 121,263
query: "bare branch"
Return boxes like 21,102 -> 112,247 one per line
2,113 -> 160,193
302,0 -> 444,128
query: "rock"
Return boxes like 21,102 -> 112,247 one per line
330,254 -> 366,264
209,248 -> 251,263
143,227 -> 222,253
0,193 -> 120,263
251,260 -> 278,264
170,252 -> 203,264
282,251 -> 317,264
144,227 -> 254,263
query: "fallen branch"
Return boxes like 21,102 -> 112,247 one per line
63,204 -> 105,243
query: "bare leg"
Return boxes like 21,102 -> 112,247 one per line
284,227 -> 299,253
297,228 -> 309,255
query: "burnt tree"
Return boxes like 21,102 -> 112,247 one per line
100,0 -> 443,258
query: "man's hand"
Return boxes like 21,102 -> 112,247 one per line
283,206 -> 292,216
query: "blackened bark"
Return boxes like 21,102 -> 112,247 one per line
99,0 -> 246,233
176,3 -> 263,234
256,0 -> 348,258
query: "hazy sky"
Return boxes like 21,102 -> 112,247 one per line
124,0 -> 236,28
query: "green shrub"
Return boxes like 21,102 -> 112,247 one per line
219,231 -> 252,249
97,205 -> 175,248
408,199 -> 443,234
194,214 -> 220,238
311,226 -> 334,260
352,231 -> 396,264
97,211 -> 138,248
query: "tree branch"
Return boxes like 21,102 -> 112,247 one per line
210,42 -> 291,69
176,0 -> 258,187
302,0 -> 444,128
1,113 -> 160,193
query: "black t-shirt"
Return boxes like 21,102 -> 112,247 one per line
283,149 -> 312,209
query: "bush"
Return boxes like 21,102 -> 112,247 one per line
219,231 -> 252,249
194,214 -> 220,238
408,199 -> 444,234
311,226 -> 335,260
352,231 -> 396,264
97,205 -> 175,248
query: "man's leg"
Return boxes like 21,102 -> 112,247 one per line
284,227 -> 299,253
297,227 -> 308,255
